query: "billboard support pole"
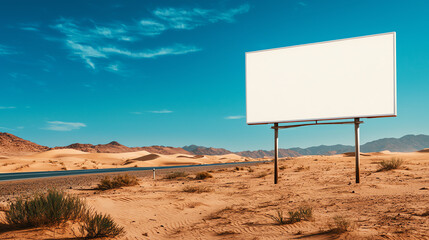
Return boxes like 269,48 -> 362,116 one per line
271,119 -> 364,184
274,123 -> 279,184
354,118 -> 360,183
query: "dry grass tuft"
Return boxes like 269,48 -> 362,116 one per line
288,206 -> 313,223
267,206 -> 313,225
164,171 -> 189,179
194,172 -> 213,180
182,185 -> 212,193
378,158 -> 404,171
329,215 -> 352,233
80,211 -> 125,238
295,165 -> 310,172
97,174 -> 138,190
266,210 -> 288,225
256,172 -> 269,178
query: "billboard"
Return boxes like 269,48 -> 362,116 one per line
246,32 -> 396,125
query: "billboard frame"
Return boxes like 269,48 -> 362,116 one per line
245,32 -> 396,125
246,32 -> 397,184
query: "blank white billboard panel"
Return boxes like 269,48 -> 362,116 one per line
246,32 -> 396,125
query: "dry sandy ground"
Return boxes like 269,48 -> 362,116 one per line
0,149 -> 249,173
0,151 -> 428,239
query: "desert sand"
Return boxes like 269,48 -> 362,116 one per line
0,151 -> 428,239
0,149 -> 249,173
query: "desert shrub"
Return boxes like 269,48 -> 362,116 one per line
288,206 -> 313,223
80,211 -> 124,238
256,172 -> 268,178
97,174 -> 138,190
268,206 -> 313,225
266,210 -> 287,225
378,158 -> 403,171
164,171 -> 188,180
247,167 -> 254,172
279,165 -> 286,170
182,185 -> 212,193
295,165 -> 310,172
330,215 -> 352,233
5,189 -> 86,227
194,172 -> 213,180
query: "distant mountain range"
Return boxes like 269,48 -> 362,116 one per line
185,134 -> 429,157
1,132 -> 428,158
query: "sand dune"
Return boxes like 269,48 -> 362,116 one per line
0,149 -> 248,173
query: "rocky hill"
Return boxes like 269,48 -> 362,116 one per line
54,141 -> 131,153
0,132 -> 49,153
55,142 -> 191,154
183,145 -> 233,155
138,146 -> 191,155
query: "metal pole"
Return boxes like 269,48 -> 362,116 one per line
274,123 -> 279,184
354,118 -> 360,183
153,168 -> 156,180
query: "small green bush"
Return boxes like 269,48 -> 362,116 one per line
182,185 -> 212,193
97,174 -> 138,190
80,211 -> 124,238
6,189 -> 86,227
378,158 -> 403,171
195,172 -> 213,180
164,171 -> 188,179
4,189 -> 125,237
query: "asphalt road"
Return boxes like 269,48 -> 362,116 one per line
0,161 -> 267,182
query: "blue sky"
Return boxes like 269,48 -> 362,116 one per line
0,0 -> 428,151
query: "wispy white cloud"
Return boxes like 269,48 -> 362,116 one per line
66,40 -> 107,69
139,20 -> 167,36
50,18 -> 201,69
0,106 -> 16,109
9,72 -> 30,79
225,115 -> 245,120
130,111 -> 143,115
44,121 -> 86,131
101,44 -> 200,58
0,44 -> 18,55
41,4 -> 249,70
18,22 -> 40,32
298,1 -> 308,7
106,63 -> 119,72
149,110 -> 173,114
153,4 -> 250,30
